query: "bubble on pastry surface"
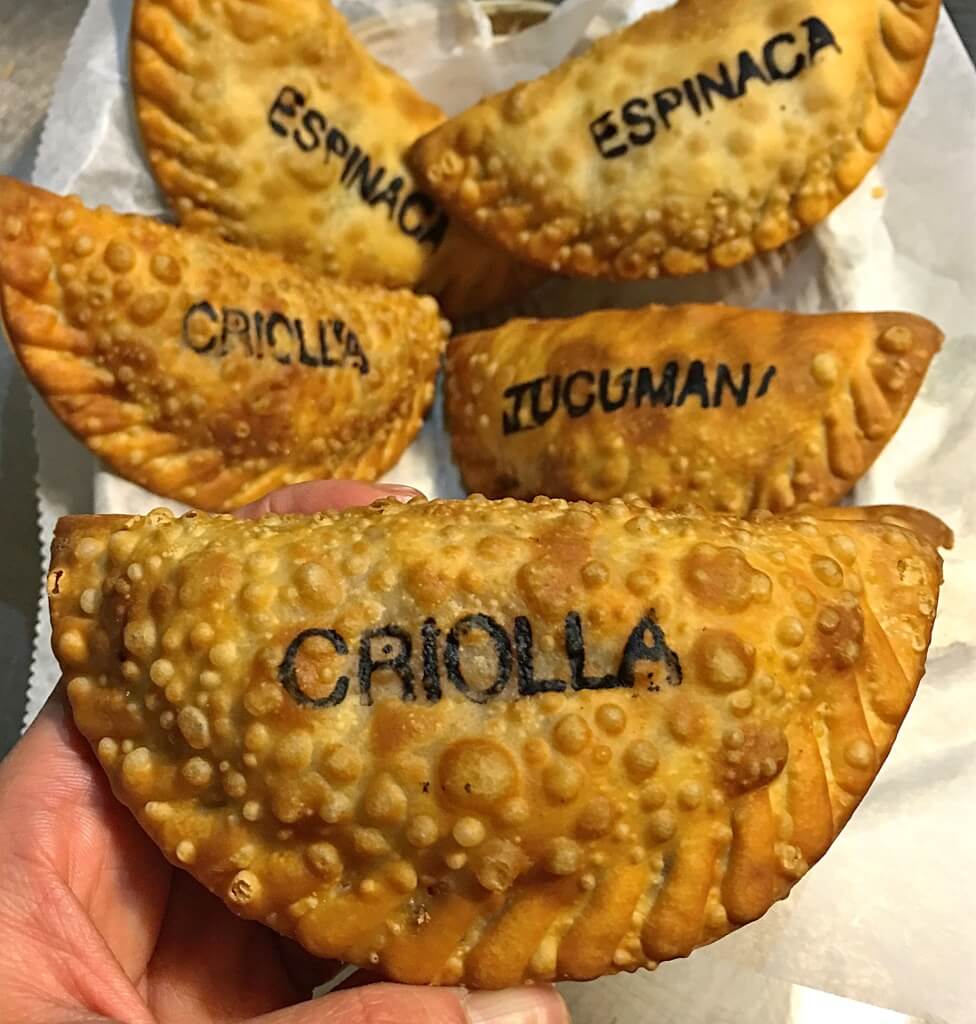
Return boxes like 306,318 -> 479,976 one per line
474,838 -> 528,892
844,738 -> 875,769
677,780 -> 703,811
438,739 -> 518,811
150,252 -> 182,285
813,600 -> 865,670
553,713 -> 591,755
647,809 -> 676,843
667,696 -> 704,744
693,630 -> 755,692
227,870 -> 262,907
577,797 -> 614,838
682,545 -> 766,611
104,241 -> 135,273
879,325 -> 913,353
544,837 -> 582,875
452,816 -> 487,848
57,629 -> 89,665
121,747 -> 154,795
352,827 -> 390,858
543,759 -> 583,803
811,353 -> 839,386
812,556 -> 844,587
498,797 -> 530,826
624,741 -> 659,781
364,774 -> 408,824
406,814 -> 439,848
324,744 -> 362,783
719,723 -> 789,794
776,617 -> 806,648
828,534 -> 858,566
595,703 -> 627,735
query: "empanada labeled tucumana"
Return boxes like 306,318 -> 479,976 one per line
445,304 -> 941,511
0,177 -> 448,511
130,0 -> 541,318
48,497 -> 948,986
412,0 -> 940,278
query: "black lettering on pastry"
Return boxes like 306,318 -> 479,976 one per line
277,610 -> 682,709
181,303 -> 371,375
266,85 -> 450,249
501,360 -> 777,433
590,18 -> 841,159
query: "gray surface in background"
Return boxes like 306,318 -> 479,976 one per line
0,1 -> 974,763
0,0 -> 88,759
951,0 -> 976,61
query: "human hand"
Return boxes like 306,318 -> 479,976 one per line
0,481 -> 569,1024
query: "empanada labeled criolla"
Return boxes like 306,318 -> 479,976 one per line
130,0 -> 540,317
0,178 -> 448,510
413,0 -> 940,278
446,304 -> 941,512
48,497 -> 948,986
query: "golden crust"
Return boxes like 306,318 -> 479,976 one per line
0,177 -> 448,511
445,304 -> 941,512
129,0 -> 541,318
806,504 -> 955,553
412,0 -> 940,278
48,497 -> 946,986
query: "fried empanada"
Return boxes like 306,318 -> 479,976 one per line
48,497 -> 948,986
130,0 -> 540,318
412,0 -> 940,278
445,304 -> 941,512
0,177 -> 448,510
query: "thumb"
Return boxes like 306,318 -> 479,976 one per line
250,983 -> 569,1024
234,480 -> 424,517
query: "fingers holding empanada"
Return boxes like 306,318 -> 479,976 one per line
445,304 -> 941,512
48,497 -> 946,985
0,177 -> 448,510
413,0 -> 939,278
130,0 -> 542,318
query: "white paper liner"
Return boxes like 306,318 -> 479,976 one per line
17,1 -> 976,1018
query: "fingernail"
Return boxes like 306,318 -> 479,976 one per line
376,483 -> 424,503
464,986 -> 568,1024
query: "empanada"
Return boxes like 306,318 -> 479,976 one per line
0,177 -> 448,510
130,0 -> 541,318
412,0 -> 940,278
446,304 -> 941,512
48,497 -> 948,986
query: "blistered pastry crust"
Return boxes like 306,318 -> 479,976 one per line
413,0 -> 940,278
130,0 -> 541,317
445,304 -> 941,511
0,177 -> 448,510
48,497 -> 947,986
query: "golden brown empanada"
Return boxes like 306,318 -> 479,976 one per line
412,0 -> 940,278
48,497 -> 948,986
445,304 -> 941,512
0,177 -> 448,510
130,0 -> 541,318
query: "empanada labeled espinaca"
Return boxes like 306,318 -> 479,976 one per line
48,497 -> 949,987
412,0 -> 940,278
0,177 -> 448,511
130,0 -> 540,318
446,304 -> 941,512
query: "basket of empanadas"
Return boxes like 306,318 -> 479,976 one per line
4,0 -> 973,1019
